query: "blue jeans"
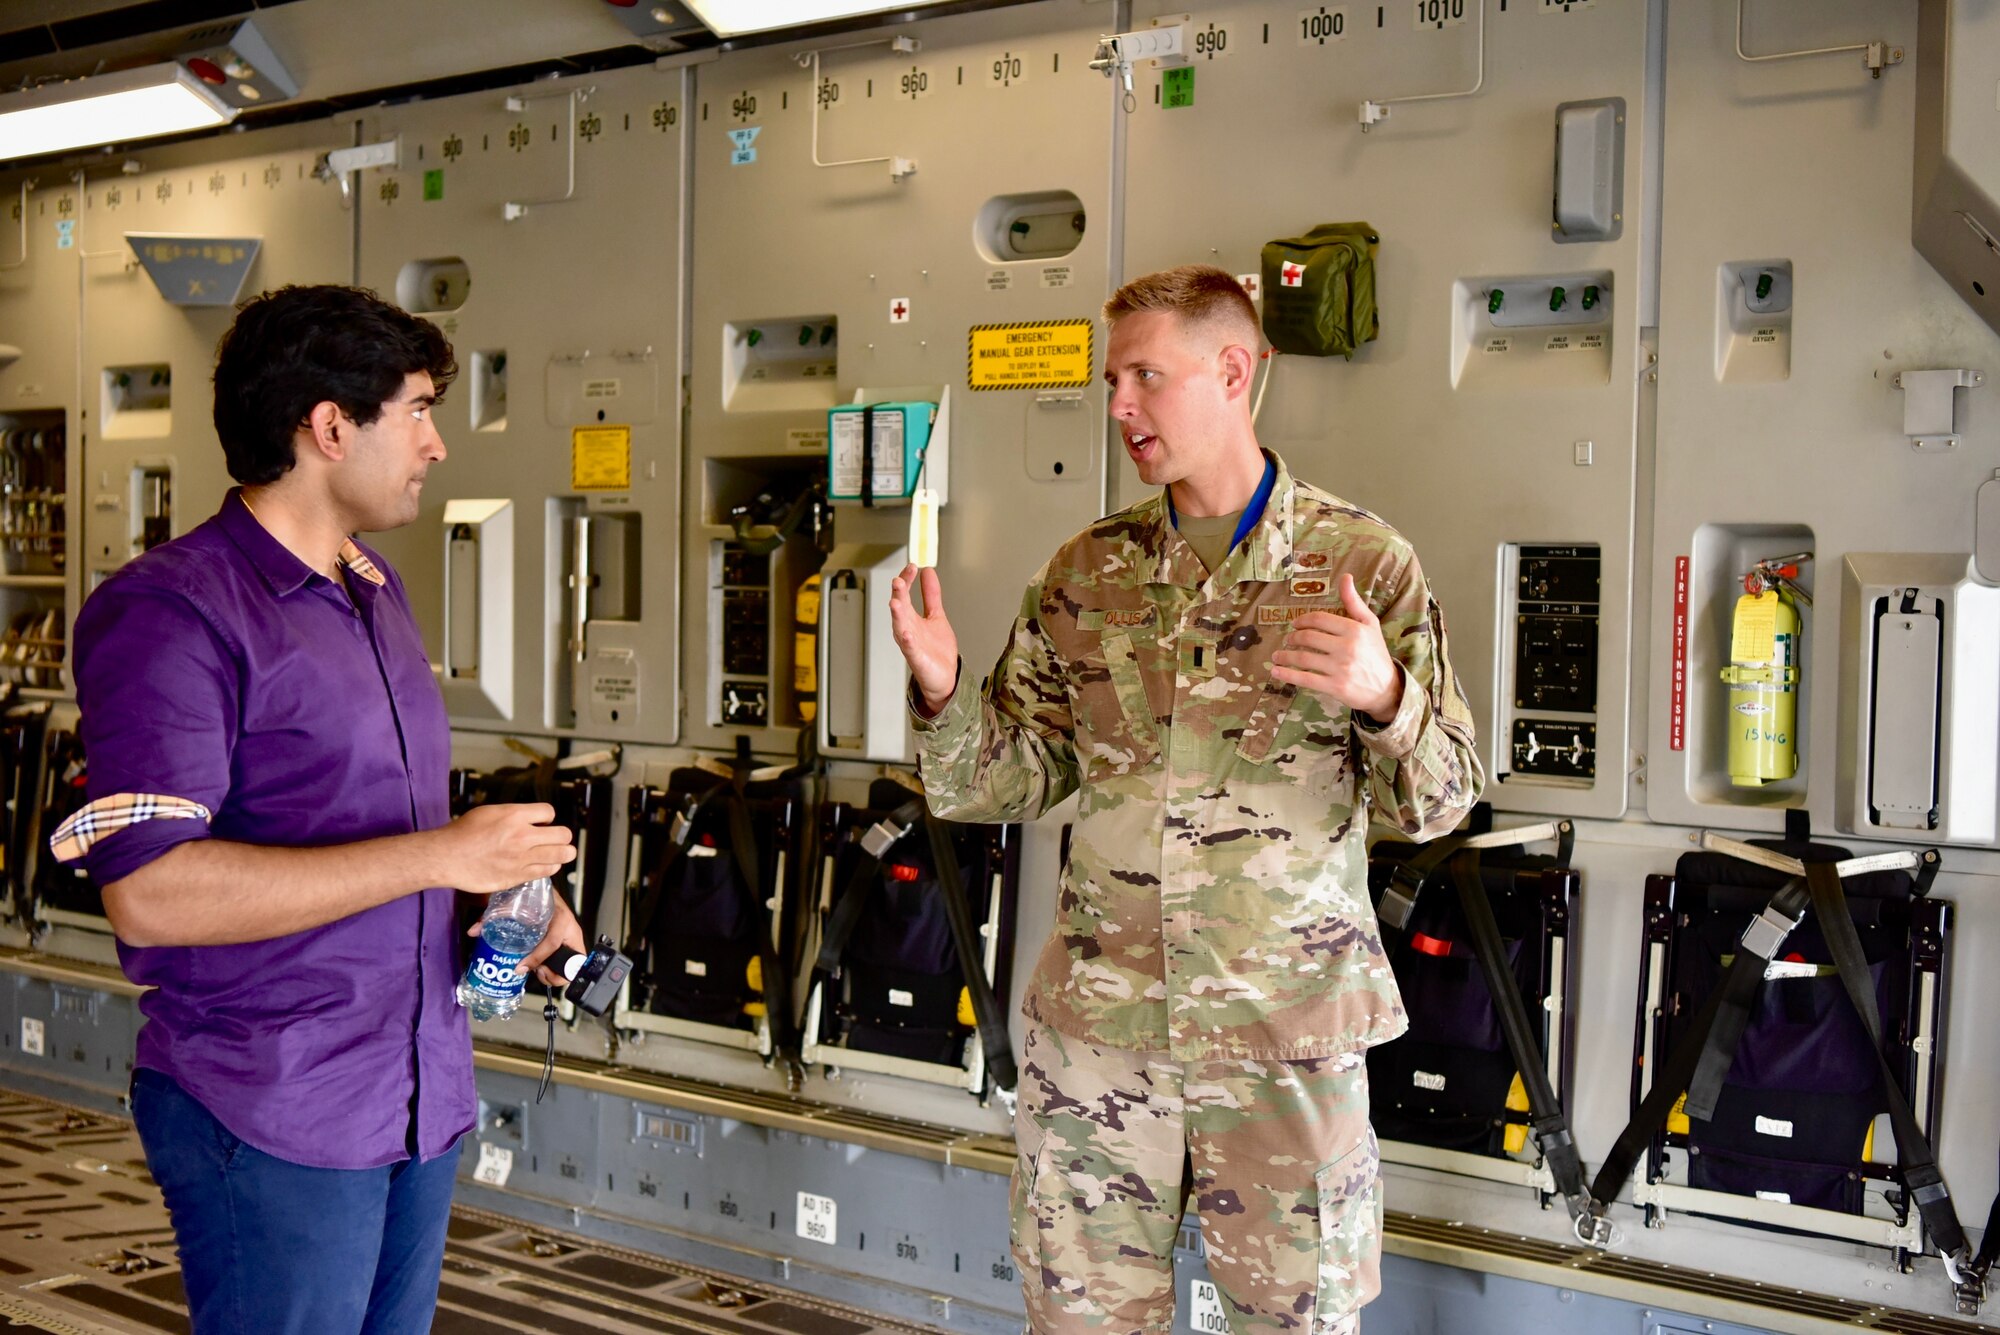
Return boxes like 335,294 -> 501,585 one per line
131,1068 -> 460,1335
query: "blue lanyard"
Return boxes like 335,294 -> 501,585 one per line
1168,455 -> 1277,555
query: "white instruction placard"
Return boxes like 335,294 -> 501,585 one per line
474,1141 -> 514,1187
797,1190 -> 838,1245
20,1018 -> 43,1056
831,413 -> 907,499
1189,1279 -> 1228,1333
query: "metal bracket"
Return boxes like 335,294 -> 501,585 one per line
1893,368 -> 1983,450
316,138 -> 399,209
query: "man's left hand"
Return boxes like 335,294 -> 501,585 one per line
1270,572 -> 1404,724
464,890 -> 588,990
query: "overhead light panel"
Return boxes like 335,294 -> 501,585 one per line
0,64 -> 236,162
682,0 -> 954,37
0,18 -> 297,164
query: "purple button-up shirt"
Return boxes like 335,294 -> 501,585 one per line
71,490 -> 473,1170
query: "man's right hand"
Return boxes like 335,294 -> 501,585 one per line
435,803 -> 576,893
888,563 -> 959,717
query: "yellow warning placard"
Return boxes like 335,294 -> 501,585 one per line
967,319 -> 1094,391
571,426 -> 632,491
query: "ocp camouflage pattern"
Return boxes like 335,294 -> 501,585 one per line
914,451 -> 1484,1062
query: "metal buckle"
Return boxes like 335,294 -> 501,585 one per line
1379,864 -> 1425,931
668,810 -> 693,845
1739,903 -> 1801,960
1572,1208 -> 1619,1248
861,818 -> 907,860
1943,1247 -> 1985,1315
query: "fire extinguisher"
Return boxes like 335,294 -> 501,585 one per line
794,572 -> 822,725
1719,552 -> 1812,787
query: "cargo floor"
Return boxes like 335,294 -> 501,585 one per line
0,1090 -> 935,1335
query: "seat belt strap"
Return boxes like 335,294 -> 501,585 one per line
1447,850 -> 1601,1239
1803,860 -> 1970,1273
813,798 -> 928,977
924,811 -> 1017,1097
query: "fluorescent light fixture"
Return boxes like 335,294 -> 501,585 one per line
684,0 -> 953,37
0,64 -> 236,163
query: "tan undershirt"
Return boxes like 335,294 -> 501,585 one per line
1176,508 -> 1245,575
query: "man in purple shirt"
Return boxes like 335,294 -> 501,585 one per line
51,285 -> 582,1333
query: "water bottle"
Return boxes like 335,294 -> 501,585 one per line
456,877 -> 554,1021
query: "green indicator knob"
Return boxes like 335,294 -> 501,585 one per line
1488,290 -> 1505,315
1755,272 -> 1773,301
798,325 -> 813,346
746,328 -> 763,347
1549,286 -> 1568,312
1581,285 -> 1599,311
820,324 -> 836,346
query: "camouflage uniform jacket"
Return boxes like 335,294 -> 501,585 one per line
913,452 -> 1484,1061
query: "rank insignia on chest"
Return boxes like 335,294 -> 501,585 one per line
1289,577 -> 1332,597
1178,634 -> 1217,678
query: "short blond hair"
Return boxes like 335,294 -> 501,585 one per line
1103,265 -> 1261,348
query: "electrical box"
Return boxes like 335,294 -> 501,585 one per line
1499,544 -> 1601,786
1553,98 -> 1625,244
817,543 -> 913,763
709,538 -> 818,730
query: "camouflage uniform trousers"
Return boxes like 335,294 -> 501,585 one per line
1011,1023 -> 1381,1334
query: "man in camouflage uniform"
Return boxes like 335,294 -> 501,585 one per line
888,265 -> 1482,1333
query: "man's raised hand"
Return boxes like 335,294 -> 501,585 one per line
888,564 -> 959,717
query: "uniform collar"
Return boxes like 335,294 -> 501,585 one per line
216,488 -> 388,597
1144,449 -> 1296,588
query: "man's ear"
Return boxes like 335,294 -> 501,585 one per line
1218,342 -> 1258,400
301,401 -> 348,463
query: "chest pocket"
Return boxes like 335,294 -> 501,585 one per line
1233,680 -> 1355,800
1071,625 -> 1160,768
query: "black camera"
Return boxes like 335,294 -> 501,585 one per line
546,936 -> 632,1017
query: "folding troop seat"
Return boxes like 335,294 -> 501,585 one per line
1366,812 -> 1593,1230
800,777 -> 1019,1097
619,761 -> 805,1060
1605,828 -> 1957,1273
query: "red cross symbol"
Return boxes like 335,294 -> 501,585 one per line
892,301 -> 906,318
1281,262 -> 1304,287
889,298 -> 911,322
1237,273 -> 1260,299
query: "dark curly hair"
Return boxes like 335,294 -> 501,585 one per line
212,285 -> 457,485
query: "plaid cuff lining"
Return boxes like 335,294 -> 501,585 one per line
49,793 -> 213,864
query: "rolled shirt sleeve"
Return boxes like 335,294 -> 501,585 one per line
71,582 -> 236,886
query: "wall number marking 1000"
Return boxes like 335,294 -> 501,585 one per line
1298,6 -> 1349,43
1414,0 -> 1468,29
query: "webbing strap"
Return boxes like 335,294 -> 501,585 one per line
923,813 -> 1017,1096
1446,850 -> 1593,1230
1589,877 -> 1810,1215
814,798 -> 927,976
620,781 -> 730,962
1803,860 -> 1967,1262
